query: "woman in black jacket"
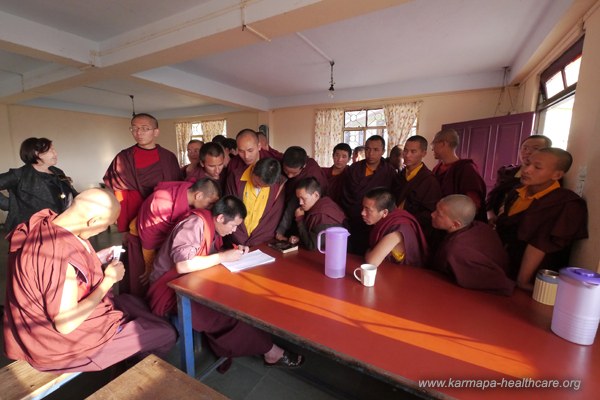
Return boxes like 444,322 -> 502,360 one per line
0,137 -> 78,232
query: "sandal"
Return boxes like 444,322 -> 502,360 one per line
264,350 -> 304,369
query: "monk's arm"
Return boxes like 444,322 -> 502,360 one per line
55,261 -> 124,334
365,231 -> 403,267
175,248 -> 246,274
517,244 -> 546,291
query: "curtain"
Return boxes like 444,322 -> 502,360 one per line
175,122 -> 193,166
314,108 -> 344,167
201,119 -> 226,142
384,101 -> 422,149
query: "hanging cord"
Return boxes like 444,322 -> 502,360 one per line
130,95 -> 136,117
494,66 -> 514,116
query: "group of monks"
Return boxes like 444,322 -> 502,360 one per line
3,111 -> 588,375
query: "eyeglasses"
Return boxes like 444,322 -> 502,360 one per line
129,126 -> 155,133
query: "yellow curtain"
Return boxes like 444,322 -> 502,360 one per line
175,122 -> 193,166
384,101 -> 422,149
201,119 -> 226,142
314,109 -> 344,167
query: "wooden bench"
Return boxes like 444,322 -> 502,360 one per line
86,354 -> 229,399
0,360 -> 81,400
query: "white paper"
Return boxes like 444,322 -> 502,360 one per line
221,250 -> 275,272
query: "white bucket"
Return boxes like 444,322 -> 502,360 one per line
551,267 -> 600,345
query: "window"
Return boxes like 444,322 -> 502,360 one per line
190,121 -> 227,142
343,108 -> 416,156
537,36 -> 584,149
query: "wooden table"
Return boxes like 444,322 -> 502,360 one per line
86,354 -> 228,399
168,246 -> 600,399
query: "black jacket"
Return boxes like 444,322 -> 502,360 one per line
0,164 -> 78,232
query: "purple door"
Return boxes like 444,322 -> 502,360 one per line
442,112 -> 534,191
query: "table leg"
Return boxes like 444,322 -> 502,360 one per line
176,293 -> 195,377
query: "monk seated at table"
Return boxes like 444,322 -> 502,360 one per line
147,195 -> 303,368
362,187 -> 427,267
225,157 -> 286,246
3,189 -> 176,373
286,177 -> 347,250
430,195 -> 515,296
495,148 -> 588,291
134,178 -> 221,289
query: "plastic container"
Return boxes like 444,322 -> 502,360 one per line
551,267 -> 600,345
317,227 -> 350,279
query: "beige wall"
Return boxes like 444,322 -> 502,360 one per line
269,88 -> 506,167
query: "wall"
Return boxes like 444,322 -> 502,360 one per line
270,88 -> 506,167
0,105 -> 130,192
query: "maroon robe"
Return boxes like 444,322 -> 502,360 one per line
297,196 -> 347,250
3,210 -> 123,369
341,158 -> 398,255
322,167 -> 346,206
224,166 -> 286,246
486,164 -> 521,215
496,188 -> 588,280
146,209 -> 272,358
368,208 -> 428,267
138,181 -> 193,251
396,164 -> 442,241
432,159 -> 487,222
432,221 -> 515,296
277,158 -> 329,236
103,144 -> 181,232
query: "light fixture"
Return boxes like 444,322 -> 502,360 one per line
329,60 -> 335,98
130,95 -> 136,117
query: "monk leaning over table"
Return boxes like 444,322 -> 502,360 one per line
362,187 -> 427,268
3,189 -> 176,373
147,195 -> 303,368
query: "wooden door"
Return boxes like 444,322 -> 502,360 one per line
442,112 -> 534,191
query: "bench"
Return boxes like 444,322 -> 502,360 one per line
0,360 -> 81,400
86,354 -> 229,399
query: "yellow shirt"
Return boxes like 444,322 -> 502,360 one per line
241,165 -> 270,235
508,181 -> 560,216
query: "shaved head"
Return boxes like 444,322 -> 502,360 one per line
433,129 -> 460,149
440,195 -> 476,226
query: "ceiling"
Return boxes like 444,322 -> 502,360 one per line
0,0 -> 586,119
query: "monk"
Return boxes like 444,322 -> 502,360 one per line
287,177 -> 347,250
431,195 -> 515,296
3,189 -> 176,373
396,135 -> 442,241
352,146 -> 365,163
321,143 -> 352,206
181,139 -> 204,181
224,157 -> 286,246
103,113 -> 181,233
276,146 -> 328,240
183,142 -> 226,190
147,195 -> 303,368
341,135 -> 398,255
487,135 -> 552,224
388,145 -> 403,173
227,129 -> 283,178
362,187 -> 427,267
257,130 -> 283,159
133,178 -> 220,292
495,148 -> 588,290
103,113 -> 181,296
431,128 -> 487,222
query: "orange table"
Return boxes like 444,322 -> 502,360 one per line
168,246 -> 600,399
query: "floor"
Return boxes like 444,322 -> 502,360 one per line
0,226 -> 421,400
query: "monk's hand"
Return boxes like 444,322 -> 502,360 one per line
237,245 -> 250,255
289,235 -> 299,245
275,232 -> 288,242
104,260 -> 126,284
294,207 -> 305,219
96,247 -> 114,264
220,249 -> 244,262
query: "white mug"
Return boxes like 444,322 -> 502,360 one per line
354,264 -> 377,287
